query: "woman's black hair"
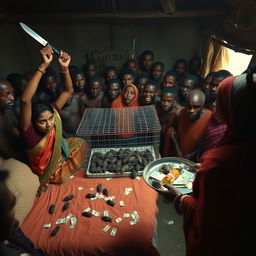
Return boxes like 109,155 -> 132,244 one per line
32,102 -> 54,122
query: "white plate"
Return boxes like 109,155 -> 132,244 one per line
143,157 -> 196,194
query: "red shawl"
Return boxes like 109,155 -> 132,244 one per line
181,75 -> 255,255
111,84 -> 139,108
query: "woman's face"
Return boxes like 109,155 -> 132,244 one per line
123,86 -> 135,105
35,110 -> 55,134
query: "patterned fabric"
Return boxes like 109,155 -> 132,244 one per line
200,108 -> 227,156
0,157 -> 39,224
25,108 -> 88,187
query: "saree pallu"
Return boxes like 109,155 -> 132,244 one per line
26,109 -> 88,187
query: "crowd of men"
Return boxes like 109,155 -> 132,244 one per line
0,50 -> 233,164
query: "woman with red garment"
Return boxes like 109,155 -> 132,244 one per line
161,72 -> 256,255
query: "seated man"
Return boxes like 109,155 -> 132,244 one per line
163,89 -> 211,161
102,78 -> 121,108
178,74 -> 199,106
0,80 -> 25,161
139,80 -> 159,106
155,87 -> 181,156
80,74 -> 104,115
6,73 -> 28,119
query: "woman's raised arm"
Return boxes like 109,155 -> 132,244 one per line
20,45 -> 53,131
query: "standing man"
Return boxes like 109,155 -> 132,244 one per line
163,90 -> 211,161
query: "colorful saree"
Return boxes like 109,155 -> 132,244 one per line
26,109 -> 88,187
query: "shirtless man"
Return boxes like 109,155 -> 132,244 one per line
6,73 -> 28,119
150,61 -> 164,84
138,50 -> 154,74
70,68 -> 86,95
0,80 -> 25,161
37,68 -> 61,104
161,71 -> 178,88
80,75 -> 104,115
60,68 -> 86,136
139,80 -> 159,106
120,68 -> 135,87
102,78 -> 121,108
82,60 -> 97,81
105,66 -> 118,82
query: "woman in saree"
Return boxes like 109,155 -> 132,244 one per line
20,45 -> 88,188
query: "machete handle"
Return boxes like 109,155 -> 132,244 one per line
48,43 -> 60,56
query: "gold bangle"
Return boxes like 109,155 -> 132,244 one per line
37,67 -> 45,74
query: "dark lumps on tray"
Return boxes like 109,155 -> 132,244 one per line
89,149 -> 154,174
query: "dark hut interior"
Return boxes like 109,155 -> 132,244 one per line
0,1 -> 255,255
1,0 -> 255,77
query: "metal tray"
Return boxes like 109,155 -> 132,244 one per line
86,146 -> 157,178
143,157 -> 196,194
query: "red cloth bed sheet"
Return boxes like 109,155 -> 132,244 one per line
21,174 -> 160,256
